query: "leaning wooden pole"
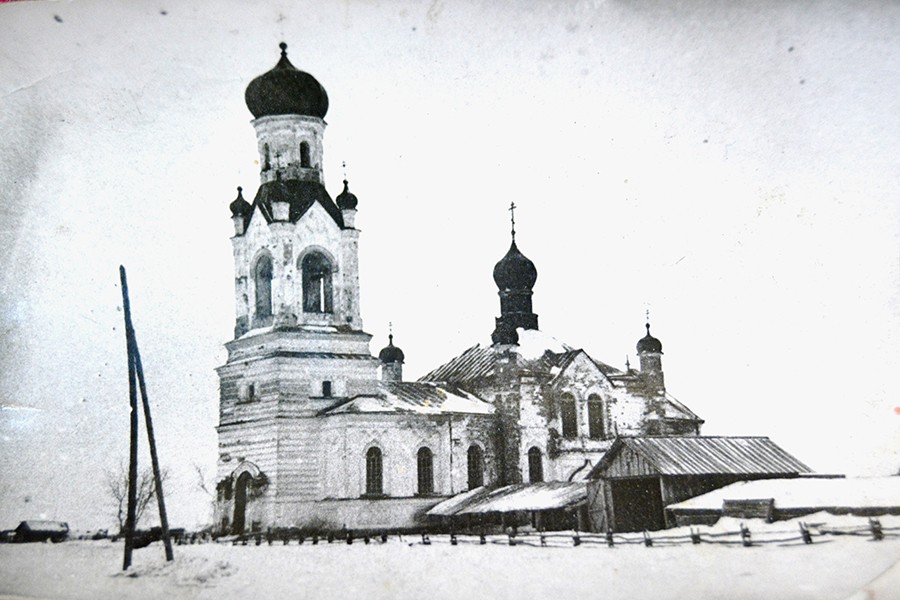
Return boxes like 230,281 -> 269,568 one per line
130,327 -> 174,561
120,266 -> 139,571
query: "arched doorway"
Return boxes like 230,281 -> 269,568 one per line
232,472 -> 253,535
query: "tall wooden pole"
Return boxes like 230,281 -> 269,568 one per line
130,329 -> 174,561
120,266 -> 139,571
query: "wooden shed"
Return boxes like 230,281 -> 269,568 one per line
585,436 -> 811,533
14,520 -> 69,543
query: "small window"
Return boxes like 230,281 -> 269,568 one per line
263,143 -> 271,171
528,447 -> 543,483
588,395 -> 605,439
322,381 -> 332,398
467,445 -> 484,490
560,394 -> 577,438
300,142 -> 311,168
366,447 -> 383,496
417,447 -> 434,495
247,383 -> 256,402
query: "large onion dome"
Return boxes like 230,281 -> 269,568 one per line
637,323 -> 663,354
245,43 -> 329,119
492,241 -> 537,291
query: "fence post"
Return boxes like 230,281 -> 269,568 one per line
869,518 -> 884,541
381,532 -> 388,544
606,529 -> 615,547
690,528 -> 701,545
643,531 -> 653,547
479,532 -> 487,545
739,523 -> 752,547
508,531 -> 516,546
540,531 -> 546,547
573,531 -> 581,547
450,533 -> 458,546
422,532 -> 431,545
799,522 -> 813,545
347,531 -> 353,545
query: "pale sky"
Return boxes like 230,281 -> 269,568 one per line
1,0 -> 898,531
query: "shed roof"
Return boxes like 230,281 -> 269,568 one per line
427,482 -> 586,516
667,477 -> 900,512
17,520 -> 69,533
587,436 -> 812,479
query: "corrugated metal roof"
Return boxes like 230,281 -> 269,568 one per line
323,381 -> 493,416
589,436 -> 812,478
419,345 -> 497,385
428,482 -> 587,516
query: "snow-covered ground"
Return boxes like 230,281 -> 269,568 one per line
1,516 -> 899,600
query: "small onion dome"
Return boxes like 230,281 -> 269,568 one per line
335,179 -> 358,210
378,334 -> 405,364
245,42 -> 329,119
492,241 -> 537,291
636,323 -> 663,354
229,186 -> 251,217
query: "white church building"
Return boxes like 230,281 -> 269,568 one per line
214,44 -> 704,534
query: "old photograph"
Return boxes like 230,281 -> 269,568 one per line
1,0 -> 898,598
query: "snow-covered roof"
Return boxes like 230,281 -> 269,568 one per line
323,381 -> 493,416
668,477 -> 900,512
427,482 -> 586,516
17,520 -> 69,533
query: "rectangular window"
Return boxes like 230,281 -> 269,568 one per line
322,381 -> 332,397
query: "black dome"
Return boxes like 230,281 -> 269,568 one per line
637,323 -> 663,354
335,179 -> 358,210
245,43 -> 329,119
229,186 -> 251,217
493,241 -> 537,291
378,335 -> 405,364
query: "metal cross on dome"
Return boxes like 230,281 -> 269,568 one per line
509,201 -> 517,241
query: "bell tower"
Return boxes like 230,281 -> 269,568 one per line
215,44 -> 377,533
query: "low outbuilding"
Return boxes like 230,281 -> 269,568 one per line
14,520 -> 69,543
667,476 -> 900,525
585,436 -> 811,532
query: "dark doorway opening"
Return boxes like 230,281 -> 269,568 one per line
232,472 -> 252,535
610,477 -> 665,532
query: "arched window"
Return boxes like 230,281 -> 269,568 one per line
560,393 -> 578,438
300,142 -> 311,168
467,445 -> 484,490
528,447 -> 543,483
263,143 -> 271,171
365,447 -> 383,496
301,252 -> 333,314
417,447 -> 434,495
588,394 -> 605,439
254,255 -> 273,325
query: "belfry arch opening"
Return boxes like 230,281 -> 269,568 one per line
301,252 -> 334,314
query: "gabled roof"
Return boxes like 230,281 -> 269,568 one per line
587,436 -> 812,479
249,179 -> 344,228
322,381 -> 493,416
427,482 -> 587,516
661,393 -> 703,422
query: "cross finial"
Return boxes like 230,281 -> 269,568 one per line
388,321 -> 393,345
625,355 -> 631,371
342,161 -> 347,181
509,202 -> 517,242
